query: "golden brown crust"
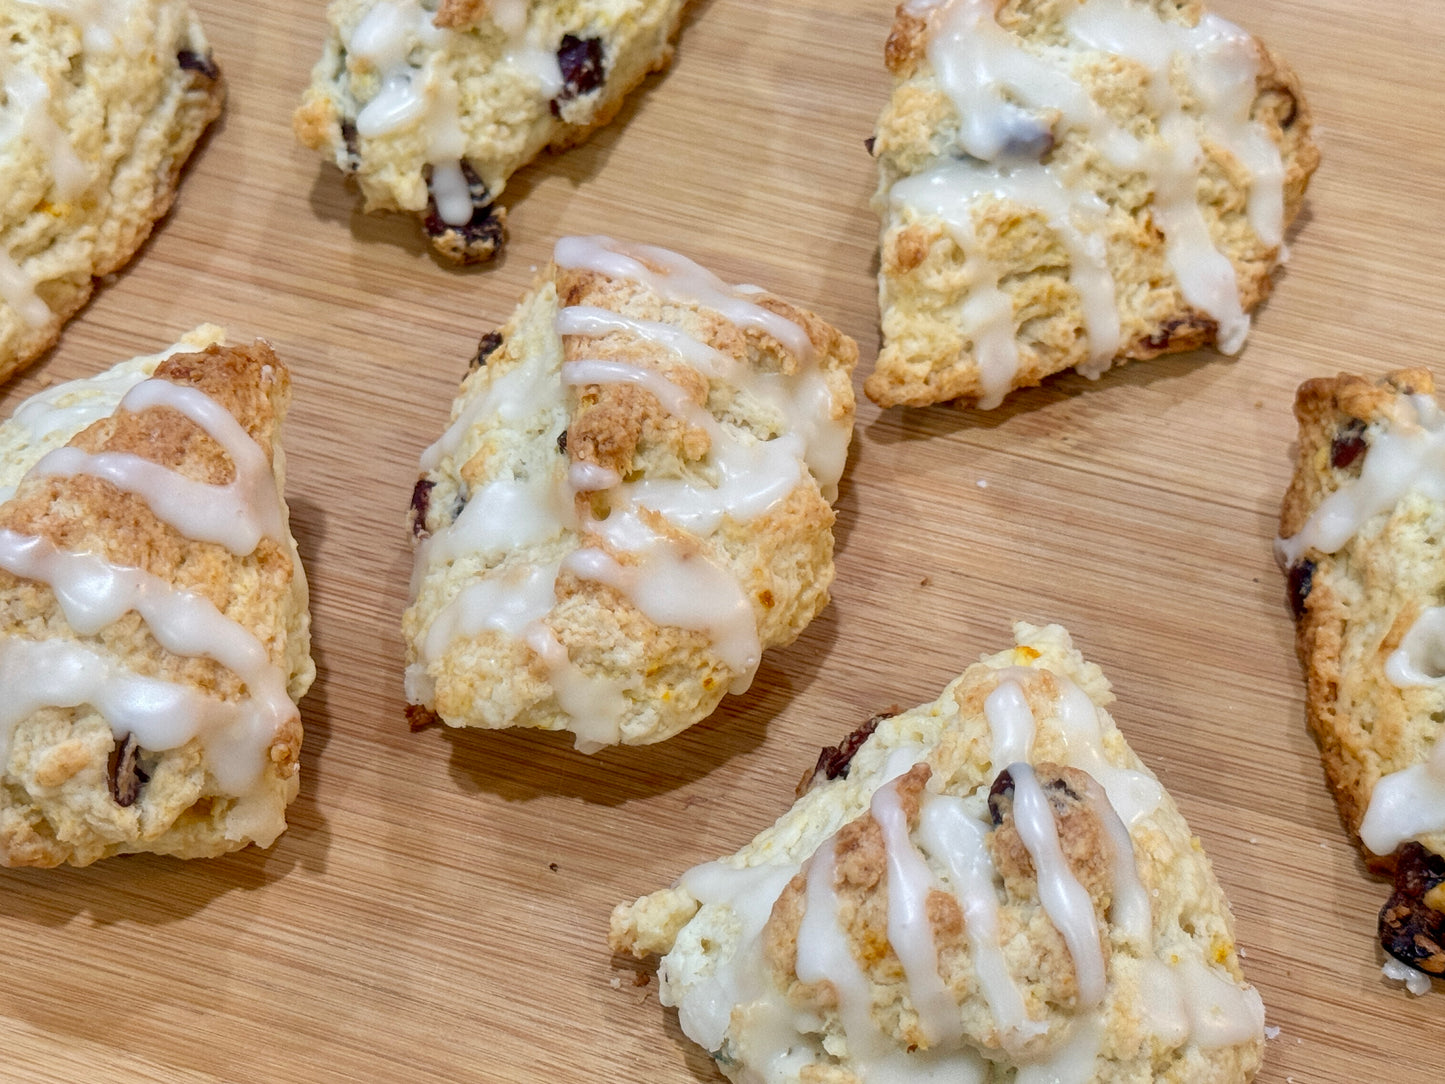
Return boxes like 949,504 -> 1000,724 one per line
433,0 -> 490,30
869,0 -> 1320,410
295,0 -> 692,263
405,255 -> 857,747
0,341 -> 311,867
1280,368 -> 1445,873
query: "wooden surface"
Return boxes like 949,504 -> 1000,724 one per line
1,1 -> 1441,1080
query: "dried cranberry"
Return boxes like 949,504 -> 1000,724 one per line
816,710 -> 894,782
424,162 -> 506,264
340,120 -> 362,173
987,768 -> 1016,826
863,136 -> 877,156
549,35 -> 605,117
1330,420 -> 1367,470
1143,313 -> 1218,352
469,331 -> 503,374
1379,842 -> 1445,976
1287,559 -> 1315,619
177,49 -> 220,81
409,479 -> 435,540
108,734 -> 149,808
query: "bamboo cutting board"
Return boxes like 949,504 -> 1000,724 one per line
1,1 -> 1441,1081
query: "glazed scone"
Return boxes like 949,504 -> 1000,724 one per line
0,330 -> 314,867
1277,369 -> 1445,993
294,0 -> 691,263
611,624 -> 1265,1082
0,2 -> 223,383
868,0 -> 1319,409
404,236 -> 857,749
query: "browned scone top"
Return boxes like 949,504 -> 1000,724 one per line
1278,368 -> 1445,982
404,239 -> 857,749
869,0 -> 1320,410
0,341 -> 313,868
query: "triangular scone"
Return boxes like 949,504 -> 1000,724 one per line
294,0 -> 691,263
0,331 -> 314,867
0,3 -> 223,384
868,0 -> 1319,409
611,624 -> 1265,1081
1277,369 -> 1445,992
404,236 -> 857,749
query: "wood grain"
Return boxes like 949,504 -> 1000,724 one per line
1,1 -> 1441,1080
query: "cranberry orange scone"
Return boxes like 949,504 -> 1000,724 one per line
868,0 -> 1319,409
611,624 -> 1265,1081
0,329 -> 314,867
1277,370 -> 1445,993
404,237 -> 857,749
294,0 -> 691,263
0,2 -> 223,384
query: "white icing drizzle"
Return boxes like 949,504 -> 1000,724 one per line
1014,1016 -> 1102,1083
660,652 -> 1267,1079
0,363 -> 296,795
412,237 -> 850,749
1007,761 -> 1108,1007
795,836 -> 894,1061
523,622 -> 629,752
28,378 -> 284,556
553,236 -> 817,363
1078,772 -> 1152,946
345,0 -> 562,223
562,541 -> 761,692
0,327 -> 227,502
918,794 -> 1043,1045
419,559 -> 560,666
984,674 -> 1036,768
346,1 -> 471,225
672,860 -> 802,1054
1276,394 -> 1445,568
1053,676 -> 1163,829
1382,956 -> 1434,997
870,777 -> 957,1045
896,0 -> 1284,397
1358,744 -> 1445,857
1276,394 -> 1445,854
1385,607 -> 1445,688
0,532 -> 294,793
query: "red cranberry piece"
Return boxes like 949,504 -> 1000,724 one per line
1379,843 -> 1445,976
549,35 -> 605,117
1287,559 -> 1315,619
1330,420 -> 1367,470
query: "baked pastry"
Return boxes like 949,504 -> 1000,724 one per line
0,2 -> 223,384
0,329 -> 314,867
294,0 -> 691,263
868,0 -> 1319,409
611,623 -> 1266,1081
1277,369 -> 1445,992
404,235 -> 857,748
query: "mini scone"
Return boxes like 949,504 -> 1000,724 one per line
1277,369 -> 1445,993
0,328 -> 314,867
0,2 -> 223,384
294,0 -> 691,263
404,236 -> 857,749
868,0 -> 1319,409
611,624 -> 1265,1082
